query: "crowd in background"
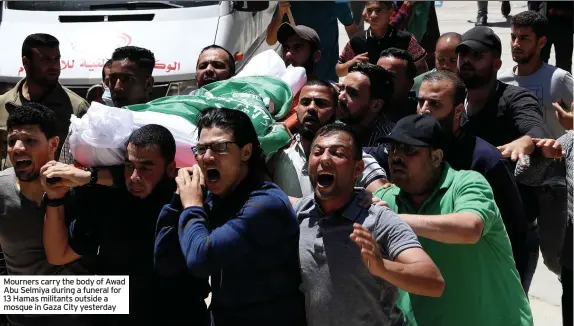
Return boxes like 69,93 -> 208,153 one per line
0,1 -> 572,326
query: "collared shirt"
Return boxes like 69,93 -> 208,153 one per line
0,79 -> 89,168
374,164 -> 533,326
293,188 -> 421,326
268,133 -> 388,197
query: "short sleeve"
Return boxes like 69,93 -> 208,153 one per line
339,41 -> 356,64
453,171 -> 499,236
372,207 -> 421,260
407,35 -> 426,62
560,72 -> 573,109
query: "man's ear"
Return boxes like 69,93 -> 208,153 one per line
431,148 -> 443,168
241,143 -> 253,162
22,56 -> 30,72
354,158 -> 365,180
493,58 -> 502,71
49,136 -> 59,156
537,36 -> 547,51
145,76 -> 155,93
167,160 -> 177,178
313,50 -> 322,64
370,99 -> 384,113
453,103 -> 464,130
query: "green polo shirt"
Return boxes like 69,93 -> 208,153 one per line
374,164 -> 533,326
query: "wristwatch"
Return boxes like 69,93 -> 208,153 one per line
84,167 -> 99,186
41,192 -> 68,209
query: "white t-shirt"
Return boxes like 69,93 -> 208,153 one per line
498,63 -> 573,139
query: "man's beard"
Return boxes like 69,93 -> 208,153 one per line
28,63 -> 58,88
513,52 -> 535,65
460,69 -> 494,89
339,103 -> 371,126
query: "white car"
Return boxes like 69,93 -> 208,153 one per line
0,1 -> 279,98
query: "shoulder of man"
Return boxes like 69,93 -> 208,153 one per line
0,84 -> 21,130
471,136 -> 504,172
291,193 -> 315,216
60,85 -> 89,116
0,167 -> 14,180
373,185 -> 400,210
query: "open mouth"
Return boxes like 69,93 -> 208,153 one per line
14,158 -> 32,169
206,169 -> 221,183
317,173 -> 335,187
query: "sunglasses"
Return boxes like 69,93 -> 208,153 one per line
192,141 -> 236,156
384,143 -> 426,156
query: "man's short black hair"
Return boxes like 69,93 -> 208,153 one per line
379,47 -> 417,80
422,70 -> 467,107
303,79 -> 339,108
198,45 -> 236,77
111,46 -> 156,76
102,59 -> 113,81
7,103 -> 58,139
196,107 -> 264,172
314,122 -> 362,160
511,10 -> 548,38
127,124 -> 176,163
22,33 -> 59,58
348,62 -> 394,103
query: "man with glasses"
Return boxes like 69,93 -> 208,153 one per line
0,33 -> 88,167
155,107 -> 306,325
42,124 -> 210,326
374,114 -> 533,326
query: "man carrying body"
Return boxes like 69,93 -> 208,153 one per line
412,32 -> 462,95
267,79 -> 391,197
338,62 -> 395,147
417,70 -> 534,292
0,103 -> 90,326
377,48 -> 418,122
293,122 -> 444,326
498,10 -> 572,276
59,46 -> 157,164
0,33 -> 88,167
375,114 -> 533,326
190,45 -> 236,94
276,23 -> 322,81
42,124 -> 209,326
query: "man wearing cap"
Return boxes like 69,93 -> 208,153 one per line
456,26 -> 550,283
266,1 -> 355,82
374,114 -> 533,326
417,70 -> 535,292
275,23 -> 322,80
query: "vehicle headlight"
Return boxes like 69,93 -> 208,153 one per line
166,79 -> 198,96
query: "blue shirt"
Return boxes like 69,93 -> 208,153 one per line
155,175 -> 306,326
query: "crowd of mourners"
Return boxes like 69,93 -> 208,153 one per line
0,1 -> 572,326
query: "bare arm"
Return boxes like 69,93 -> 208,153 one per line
336,60 -> 357,77
365,178 -> 391,194
44,206 -> 81,265
373,248 -> 444,297
266,3 -> 289,45
350,224 -> 444,297
399,212 -> 484,244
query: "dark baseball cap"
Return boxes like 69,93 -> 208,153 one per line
277,23 -> 321,49
380,114 -> 446,148
456,26 -> 502,58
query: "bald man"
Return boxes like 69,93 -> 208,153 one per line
412,32 -> 462,95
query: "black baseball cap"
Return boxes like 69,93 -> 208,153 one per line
277,23 -> 321,49
456,26 -> 502,58
380,114 -> 446,148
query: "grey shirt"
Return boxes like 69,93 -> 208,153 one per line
0,168 -> 90,326
498,63 -> 573,139
293,189 -> 421,326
